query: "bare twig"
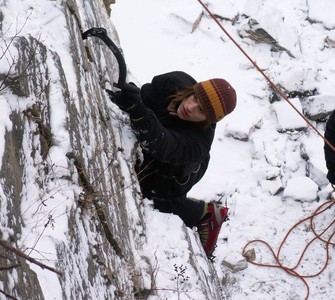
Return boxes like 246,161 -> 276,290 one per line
191,11 -> 204,33
0,263 -> 21,271
0,240 -> 63,276
0,288 -> 18,300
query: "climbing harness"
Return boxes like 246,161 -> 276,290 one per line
195,0 -> 335,152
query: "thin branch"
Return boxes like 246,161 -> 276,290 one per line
0,288 -> 18,300
0,240 -> 63,276
0,263 -> 21,271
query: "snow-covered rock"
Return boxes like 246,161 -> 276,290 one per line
302,95 -> 335,121
301,135 -> 329,187
222,253 -> 248,273
272,98 -> 308,132
0,1 -> 153,299
283,176 -> 319,202
225,103 -> 263,141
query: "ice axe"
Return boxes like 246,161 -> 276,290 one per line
82,27 -> 127,89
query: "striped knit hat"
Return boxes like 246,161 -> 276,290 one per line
194,79 -> 237,123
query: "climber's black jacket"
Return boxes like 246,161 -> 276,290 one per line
325,110 -> 335,184
130,71 -> 216,199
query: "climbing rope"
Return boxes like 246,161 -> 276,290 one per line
242,195 -> 335,300
195,0 -> 335,152
194,1 -> 335,298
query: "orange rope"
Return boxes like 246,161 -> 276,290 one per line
194,2 -> 335,297
242,197 -> 335,300
195,0 -> 335,152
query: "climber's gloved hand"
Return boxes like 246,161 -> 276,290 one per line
106,82 -> 139,110
122,82 -> 140,94
106,82 -> 146,121
106,89 -> 122,105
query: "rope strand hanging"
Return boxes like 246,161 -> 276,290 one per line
195,0 -> 335,152
194,2 -> 335,299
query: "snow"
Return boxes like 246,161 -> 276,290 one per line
0,95 -> 12,169
112,0 -> 335,299
0,0 -> 334,299
272,98 -> 307,132
308,0 -> 335,28
283,176 -> 318,202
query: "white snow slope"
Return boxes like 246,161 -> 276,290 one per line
112,1 -> 335,299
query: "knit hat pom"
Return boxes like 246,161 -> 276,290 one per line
194,78 -> 237,123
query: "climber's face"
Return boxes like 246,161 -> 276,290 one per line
177,95 -> 207,122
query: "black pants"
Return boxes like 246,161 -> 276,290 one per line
137,157 -> 209,228
152,196 -> 205,228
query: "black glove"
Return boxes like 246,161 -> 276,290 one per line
106,83 -> 146,121
106,89 -> 123,108
122,82 -> 141,93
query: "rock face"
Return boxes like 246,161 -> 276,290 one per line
0,1 -> 149,299
0,1 -> 228,299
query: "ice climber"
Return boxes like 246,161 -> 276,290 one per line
324,109 -> 335,188
107,71 -> 237,258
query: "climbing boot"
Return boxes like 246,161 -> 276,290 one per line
196,203 -> 228,259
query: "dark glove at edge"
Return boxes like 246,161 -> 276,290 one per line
106,87 -> 137,111
106,89 -> 121,102
106,87 -> 147,121
121,82 -> 140,93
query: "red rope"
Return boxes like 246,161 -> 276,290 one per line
242,198 -> 335,300
194,2 -> 335,298
195,0 -> 335,152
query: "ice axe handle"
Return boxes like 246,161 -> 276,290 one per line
82,27 -> 127,89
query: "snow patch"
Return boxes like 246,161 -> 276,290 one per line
283,176 -> 319,202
